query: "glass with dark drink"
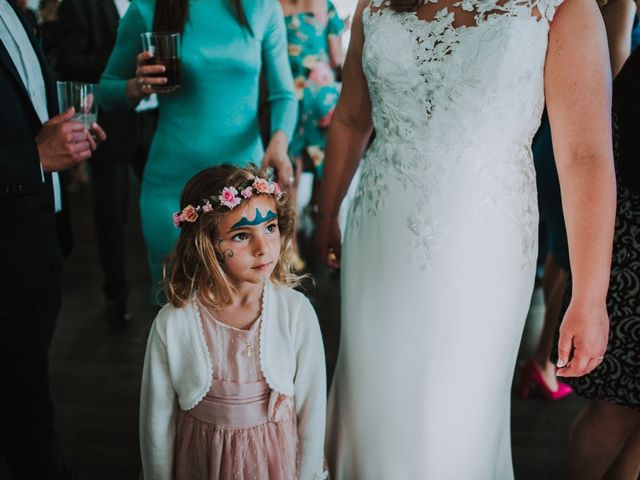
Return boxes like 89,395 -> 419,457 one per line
140,32 -> 181,93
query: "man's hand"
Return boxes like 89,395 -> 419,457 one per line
36,108 -> 106,172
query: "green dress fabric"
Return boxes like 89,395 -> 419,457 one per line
285,1 -> 344,176
99,0 -> 296,300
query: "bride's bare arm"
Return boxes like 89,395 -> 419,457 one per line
315,0 -> 374,267
545,0 -> 616,377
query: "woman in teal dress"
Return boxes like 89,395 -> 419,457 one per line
100,0 -> 297,301
282,0 -> 345,178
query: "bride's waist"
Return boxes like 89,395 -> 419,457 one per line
365,136 -> 532,161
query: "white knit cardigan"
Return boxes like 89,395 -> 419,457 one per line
139,282 -> 327,480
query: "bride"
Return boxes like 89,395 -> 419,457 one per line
315,0 -> 616,477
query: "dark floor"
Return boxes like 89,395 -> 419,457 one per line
1,176 -> 584,480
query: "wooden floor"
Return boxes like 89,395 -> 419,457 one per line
1,178 -> 585,480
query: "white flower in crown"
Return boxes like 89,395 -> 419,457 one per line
270,182 -> 283,199
201,201 -> 213,213
219,186 -> 241,209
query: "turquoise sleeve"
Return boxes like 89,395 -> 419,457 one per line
327,1 -> 345,36
262,4 -> 297,140
99,2 -> 148,111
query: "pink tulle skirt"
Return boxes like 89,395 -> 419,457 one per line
174,379 -> 298,480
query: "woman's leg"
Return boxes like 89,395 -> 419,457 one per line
569,400 -> 640,480
603,416 -> 640,479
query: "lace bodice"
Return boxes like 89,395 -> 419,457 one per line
351,0 -> 563,267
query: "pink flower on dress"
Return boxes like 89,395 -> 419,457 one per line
317,106 -> 336,128
309,61 -> 334,87
219,187 -> 241,209
182,205 -> 199,223
202,201 -> 213,213
173,212 -> 183,227
240,187 -> 253,199
253,178 -> 271,194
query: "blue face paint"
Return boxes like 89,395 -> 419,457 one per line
230,208 -> 278,230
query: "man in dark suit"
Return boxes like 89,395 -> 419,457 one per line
0,0 -> 106,477
56,0 -> 157,327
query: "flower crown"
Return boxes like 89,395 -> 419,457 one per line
173,176 -> 283,228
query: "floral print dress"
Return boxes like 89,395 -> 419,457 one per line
285,1 -> 345,177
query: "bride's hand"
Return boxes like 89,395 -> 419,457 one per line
556,300 -> 609,377
315,214 -> 341,269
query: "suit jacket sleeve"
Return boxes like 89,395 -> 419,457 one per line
56,0 -> 111,82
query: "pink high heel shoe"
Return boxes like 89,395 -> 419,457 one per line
519,360 -> 573,400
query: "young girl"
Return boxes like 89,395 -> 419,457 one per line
139,164 -> 327,480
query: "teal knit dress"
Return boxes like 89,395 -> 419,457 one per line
100,0 -> 297,301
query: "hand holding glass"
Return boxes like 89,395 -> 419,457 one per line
56,81 -> 98,129
140,32 -> 181,93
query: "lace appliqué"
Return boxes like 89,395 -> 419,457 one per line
351,0 -> 552,269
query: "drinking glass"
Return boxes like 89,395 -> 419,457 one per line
56,81 -> 99,128
140,32 -> 181,93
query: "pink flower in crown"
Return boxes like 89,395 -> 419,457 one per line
202,201 -> 213,213
240,187 -> 253,199
173,212 -> 183,228
270,182 -> 282,199
182,205 -> 199,223
253,178 -> 271,194
219,186 -> 241,209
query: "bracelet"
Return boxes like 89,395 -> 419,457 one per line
309,205 -> 338,220
316,212 -> 338,220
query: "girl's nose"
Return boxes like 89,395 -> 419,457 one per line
253,234 -> 267,256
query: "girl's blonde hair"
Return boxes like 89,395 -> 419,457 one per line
163,164 -> 304,309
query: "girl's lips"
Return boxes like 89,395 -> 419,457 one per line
252,262 -> 271,270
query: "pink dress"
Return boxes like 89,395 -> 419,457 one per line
174,305 -> 298,479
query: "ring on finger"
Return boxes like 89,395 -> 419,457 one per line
288,176 -> 295,183
596,355 -> 604,360
137,76 -> 144,85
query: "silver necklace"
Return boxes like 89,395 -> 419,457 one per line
229,326 -> 257,357
200,305 -> 259,357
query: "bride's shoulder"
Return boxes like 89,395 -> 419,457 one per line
530,0 -> 566,21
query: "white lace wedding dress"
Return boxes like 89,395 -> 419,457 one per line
326,0 -> 564,478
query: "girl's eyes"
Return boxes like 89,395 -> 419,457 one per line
229,223 -> 278,242
265,223 -> 278,233
231,232 -> 249,242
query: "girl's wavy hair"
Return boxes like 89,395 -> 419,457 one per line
162,164 -> 304,309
